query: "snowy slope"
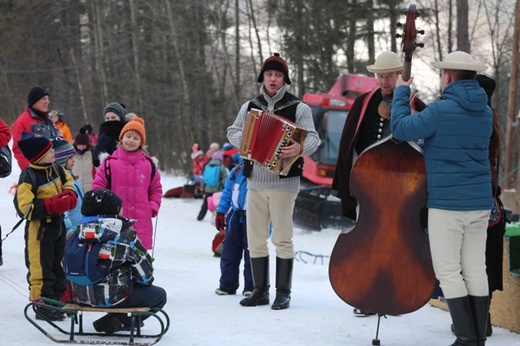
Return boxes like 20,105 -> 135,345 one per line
0,163 -> 519,345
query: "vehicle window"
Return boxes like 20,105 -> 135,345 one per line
321,110 -> 348,165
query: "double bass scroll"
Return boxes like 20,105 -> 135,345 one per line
396,4 -> 424,81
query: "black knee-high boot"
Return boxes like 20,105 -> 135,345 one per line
271,257 -> 293,310
446,296 -> 477,345
240,257 -> 269,306
469,296 -> 489,346
486,296 -> 492,337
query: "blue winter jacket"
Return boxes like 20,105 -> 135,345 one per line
216,165 -> 247,216
391,79 -> 493,211
64,170 -> 84,235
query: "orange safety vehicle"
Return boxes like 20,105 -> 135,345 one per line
294,74 -> 379,231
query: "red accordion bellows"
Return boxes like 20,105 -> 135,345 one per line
239,108 -> 307,176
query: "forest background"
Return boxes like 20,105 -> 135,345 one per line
0,0 -> 519,198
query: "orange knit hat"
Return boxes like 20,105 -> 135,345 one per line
119,116 -> 146,145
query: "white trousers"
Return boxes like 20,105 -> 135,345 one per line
246,189 -> 298,259
428,208 -> 490,299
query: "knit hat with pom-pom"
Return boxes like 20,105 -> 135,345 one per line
103,102 -> 127,122
119,116 -> 146,144
74,127 -> 90,146
82,189 -> 122,216
257,53 -> 291,84
52,137 -> 75,166
17,131 -> 53,163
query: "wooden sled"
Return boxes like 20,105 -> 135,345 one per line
24,297 -> 170,345
162,186 -> 184,198
163,184 -> 203,199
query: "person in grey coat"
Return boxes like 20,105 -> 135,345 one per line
227,53 -> 320,310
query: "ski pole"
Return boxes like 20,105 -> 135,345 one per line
151,215 -> 159,258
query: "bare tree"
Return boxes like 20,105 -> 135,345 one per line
504,0 -> 520,189
456,0 -> 469,52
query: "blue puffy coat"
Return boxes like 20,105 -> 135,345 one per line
216,164 -> 247,215
391,79 -> 493,211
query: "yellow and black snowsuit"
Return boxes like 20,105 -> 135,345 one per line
14,162 -> 75,301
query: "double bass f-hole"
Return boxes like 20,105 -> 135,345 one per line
396,4 -> 425,81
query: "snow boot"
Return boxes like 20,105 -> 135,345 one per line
271,257 -> 293,310
93,314 -> 125,334
486,312 -> 492,337
353,308 -> 376,317
469,295 -> 489,346
35,305 -> 66,321
240,256 -> 269,307
446,296 -> 477,345
486,297 -> 492,337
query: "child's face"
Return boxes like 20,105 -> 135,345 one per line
121,130 -> 142,152
104,112 -> 121,121
39,149 -> 55,164
75,144 -> 87,151
65,156 -> 75,170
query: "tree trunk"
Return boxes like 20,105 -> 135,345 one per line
504,0 -> 520,189
129,0 -> 144,113
165,0 -> 189,105
366,0 -> 375,63
456,0 -> 469,52
91,0 -> 108,103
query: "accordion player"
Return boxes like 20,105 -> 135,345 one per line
239,108 -> 308,176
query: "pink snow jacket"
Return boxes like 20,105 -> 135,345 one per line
92,147 -> 162,250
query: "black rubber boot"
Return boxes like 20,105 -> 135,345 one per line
446,296 -> 477,346
486,297 -> 492,337
469,296 -> 489,346
93,314 -> 124,334
240,257 -> 269,307
271,257 -> 293,310
486,312 -> 492,337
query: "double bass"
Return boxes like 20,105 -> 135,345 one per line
328,4 -> 435,317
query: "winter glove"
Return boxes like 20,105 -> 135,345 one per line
43,190 -> 77,215
62,189 -> 78,209
215,212 -> 226,232
151,208 -> 158,218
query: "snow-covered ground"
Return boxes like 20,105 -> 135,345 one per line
1,163 -> 519,345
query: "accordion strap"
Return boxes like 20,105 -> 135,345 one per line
252,98 -> 301,114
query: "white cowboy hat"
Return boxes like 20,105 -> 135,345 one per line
366,51 -> 404,73
431,51 -> 487,72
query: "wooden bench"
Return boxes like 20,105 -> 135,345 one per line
24,298 -> 170,345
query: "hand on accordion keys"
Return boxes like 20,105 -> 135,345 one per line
280,139 -> 301,158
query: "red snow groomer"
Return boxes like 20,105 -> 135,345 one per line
294,74 -> 379,231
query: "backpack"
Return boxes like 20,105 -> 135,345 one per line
103,156 -> 156,189
0,145 -> 12,178
14,163 -> 68,220
63,230 -> 108,285
8,163 -> 70,241
202,164 -> 220,187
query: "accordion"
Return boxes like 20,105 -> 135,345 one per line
239,108 -> 307,176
